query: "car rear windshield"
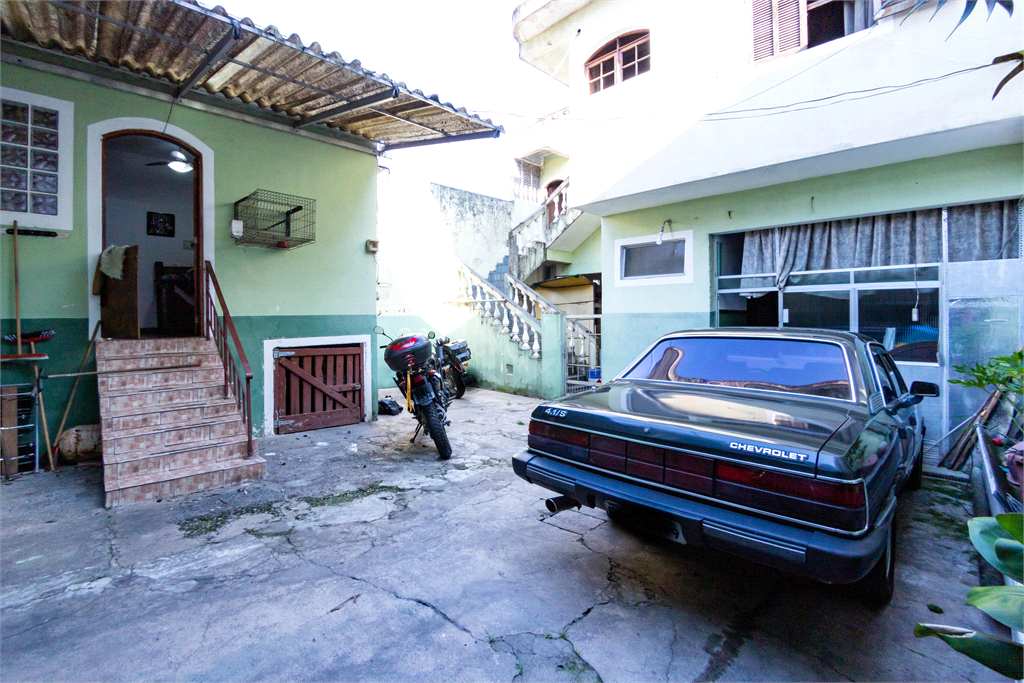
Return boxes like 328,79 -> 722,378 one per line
622,337 -> 852,400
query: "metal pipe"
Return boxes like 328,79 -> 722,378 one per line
545,496 -> 581,514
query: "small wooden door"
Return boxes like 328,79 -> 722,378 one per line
100,245 -> 140,339
273,345 -> 363,434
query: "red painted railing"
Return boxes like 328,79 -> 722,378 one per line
204,261 -> 255,458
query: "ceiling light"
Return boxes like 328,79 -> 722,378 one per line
167,160 -> 193,173
170,150 -> 187,161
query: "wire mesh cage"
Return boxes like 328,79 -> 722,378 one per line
233,190 -> 316,250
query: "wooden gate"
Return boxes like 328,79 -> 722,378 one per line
273,345 -> 363,434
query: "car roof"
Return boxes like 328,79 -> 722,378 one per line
654,327 -> 868,346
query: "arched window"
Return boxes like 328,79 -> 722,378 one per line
585,31 -> 650,94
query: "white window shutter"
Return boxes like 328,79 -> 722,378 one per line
752,0 -> 775,61
752,0 -> 807,61
776,0 -> 804,53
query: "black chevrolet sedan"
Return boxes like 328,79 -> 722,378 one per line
513,328 -> 939,605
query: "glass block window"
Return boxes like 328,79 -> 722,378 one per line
1,89 -> 72,230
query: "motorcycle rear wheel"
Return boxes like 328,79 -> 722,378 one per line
425,403 -> 452,460
450,370 -> 465,399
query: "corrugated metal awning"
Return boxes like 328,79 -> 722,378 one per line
0,0 -> 502,151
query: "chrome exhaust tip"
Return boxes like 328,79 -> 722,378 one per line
545,495 -> 581,514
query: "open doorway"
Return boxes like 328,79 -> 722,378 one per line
101,132 -> 202,338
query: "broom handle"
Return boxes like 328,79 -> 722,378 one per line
13,221 -> 21,355
54,320 -> 101,451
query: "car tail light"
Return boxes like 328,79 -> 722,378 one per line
528,421 -> 589,462
526,421 -> 865,532
715,462 -> 866,531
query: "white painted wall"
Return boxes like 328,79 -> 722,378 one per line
514,1 -> 1022,210
104,146 -> 195,329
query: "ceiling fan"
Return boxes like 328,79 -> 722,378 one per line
146,149 -> 193,173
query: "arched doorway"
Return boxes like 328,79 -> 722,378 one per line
546,179 -> 564,224
100,130 -> 203,338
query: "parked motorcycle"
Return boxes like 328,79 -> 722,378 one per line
374,326 -> 472,460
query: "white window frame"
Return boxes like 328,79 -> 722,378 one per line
1,87 -> 74,231
614,229 -> 694,287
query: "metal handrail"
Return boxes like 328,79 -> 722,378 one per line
204,260 -> 255,458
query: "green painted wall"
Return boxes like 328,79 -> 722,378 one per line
0,65 -> 378,437
561,226 -> 602,275
598,144 -> 1024,377
375,309 -> 562,399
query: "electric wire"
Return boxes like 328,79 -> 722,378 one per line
706,63 -> 996,118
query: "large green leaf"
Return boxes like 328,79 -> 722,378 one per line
994,538 -> 1024,580
966,586 -> 1024,632
914,624 -> 1023,679
996,512 -> 1023,543
969,517 -> 1024,582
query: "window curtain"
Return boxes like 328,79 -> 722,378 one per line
947,200 -> 1020,262
741,209 -> 943,292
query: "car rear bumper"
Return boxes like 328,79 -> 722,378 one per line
514,449 -> 893,584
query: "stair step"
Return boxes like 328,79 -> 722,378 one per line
100,383 -> 229,417
103,435 -> 248,484
104,456 -> 266,507
96,350 -> 221,373
102,418 -> 246,458
96,337 -> 216,360
101,398 -> 239,433
98,367 -> 225,396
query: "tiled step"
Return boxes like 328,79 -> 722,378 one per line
96,337 -> 216,359
97,366 -> 225,396
96,350 -> 221,373
104,456 -> 266,507
101,398 -> 239,434
103,435 -> 247,484
100,383 -> 229,418
102,417 -> 245,457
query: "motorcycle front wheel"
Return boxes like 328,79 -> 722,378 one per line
424,403 -> 452,460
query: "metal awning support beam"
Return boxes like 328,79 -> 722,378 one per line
384,128 -> 501,152
175,20 -> 240,100
294,87 -> 399,129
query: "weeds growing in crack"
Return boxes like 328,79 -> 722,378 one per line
300,483 -> 405,508
178,502 -> 276,537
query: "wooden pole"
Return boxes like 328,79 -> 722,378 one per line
29,341 -> 55,471
53,320 -> 101,452
12,220 -> 21,355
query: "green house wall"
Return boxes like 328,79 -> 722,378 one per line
598,144 -> 1024,378
1,65 -> 380,441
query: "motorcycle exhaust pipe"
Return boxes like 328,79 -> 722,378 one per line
545,495 -> 581,514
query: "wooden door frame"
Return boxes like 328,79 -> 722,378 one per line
262,335 -> 372,434
100,129 -> 204,336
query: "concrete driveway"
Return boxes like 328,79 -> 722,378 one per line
0,388 -> 1007,682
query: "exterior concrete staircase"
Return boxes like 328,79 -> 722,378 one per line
97,337 -> 265,507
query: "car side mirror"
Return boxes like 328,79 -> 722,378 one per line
910,381 -> 940,398
427,330 -> 436,339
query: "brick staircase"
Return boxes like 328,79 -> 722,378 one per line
97,337 -> 265,507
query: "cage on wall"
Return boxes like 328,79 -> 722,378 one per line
233,190 -> 315,250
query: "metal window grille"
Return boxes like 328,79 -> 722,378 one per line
233,189 -> 315,250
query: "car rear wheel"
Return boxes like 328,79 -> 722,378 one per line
859,515 -> 897,607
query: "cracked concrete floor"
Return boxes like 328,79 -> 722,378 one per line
1,388 -> 1009,682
